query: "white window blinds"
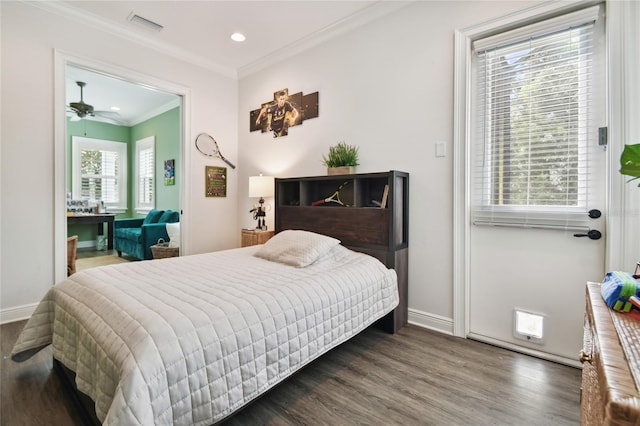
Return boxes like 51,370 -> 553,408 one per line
135,136 -> 155,211
471,5 -> 601,229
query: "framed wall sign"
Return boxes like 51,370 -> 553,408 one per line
205,166 -> 227,197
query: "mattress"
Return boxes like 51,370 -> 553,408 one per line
12,242 -> 398,425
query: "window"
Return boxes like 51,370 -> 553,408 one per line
471,6 -> 602,228
72,137 -> 127,211
135,136 -> 155,212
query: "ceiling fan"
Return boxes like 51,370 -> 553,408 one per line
67,81 -> 123,124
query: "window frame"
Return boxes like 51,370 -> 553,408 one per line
134,136 -> 155,214
468,4 -> 603,229
71,136 -> 127,212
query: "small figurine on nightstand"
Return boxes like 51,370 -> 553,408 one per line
249,197 -> 268,230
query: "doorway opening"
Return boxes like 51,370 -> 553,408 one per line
55,52 -> 189,280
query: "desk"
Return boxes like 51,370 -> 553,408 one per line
67,214 -> 115,250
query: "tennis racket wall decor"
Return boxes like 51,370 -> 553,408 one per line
195,133 -> 236,169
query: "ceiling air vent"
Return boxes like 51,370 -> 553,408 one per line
127,13 -> 164,32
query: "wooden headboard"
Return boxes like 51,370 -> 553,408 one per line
274,170 -> 409,333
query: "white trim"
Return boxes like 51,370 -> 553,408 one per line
28,0 -> 413,81
237,1 -> 414,78
453,29 -> 471,338
0,303 -> 39,325
30,1 -> 236,79
468,333 -> 582,368
605,0 -> 640,272
130,98 -> 181,127
78,240 -> 97,249
473,5 -> 600,52
408,309 -> 454,336
54,50 -> 192,280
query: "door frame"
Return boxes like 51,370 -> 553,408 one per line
453,0 -> 630,349
53,50 -> 192,282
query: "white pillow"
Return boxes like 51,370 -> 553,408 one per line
166,222 -> 180,248
254,230 -> 340,267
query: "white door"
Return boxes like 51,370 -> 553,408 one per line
466,5 -> 606,364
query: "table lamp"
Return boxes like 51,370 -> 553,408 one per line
249,175 -> 274,230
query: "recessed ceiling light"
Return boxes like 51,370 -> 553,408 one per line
111,106 -> 121,111
231,32 -> 246,42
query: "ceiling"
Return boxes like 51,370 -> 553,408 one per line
66,66 -> 180,126
61,1 -> 409,125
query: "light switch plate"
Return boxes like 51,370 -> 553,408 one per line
435,141 -> 446,157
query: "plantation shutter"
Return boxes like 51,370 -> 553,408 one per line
471,5 -> 601,230
80,148 -> 120,202
72,137 -> 127,211
135,136 -> 155,211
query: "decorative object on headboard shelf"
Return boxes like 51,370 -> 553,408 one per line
250,88 -> 319,138
249,174 -> 274,230
322,141 -> 359,175
311,181 -> 350,206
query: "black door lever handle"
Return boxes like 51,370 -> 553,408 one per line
573,230 -> 602,240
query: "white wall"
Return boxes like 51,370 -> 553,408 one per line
0,2 -> 239,320
238,1 -> 540,329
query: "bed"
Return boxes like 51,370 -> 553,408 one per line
11,230 -> 399,425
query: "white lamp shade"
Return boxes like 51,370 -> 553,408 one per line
249,175 -> 274,198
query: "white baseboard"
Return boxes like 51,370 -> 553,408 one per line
408,308 -> 454,335
0,303 -> 38,324
467,332 -> 582,368
78,240 -> 97,249
407,309 -> 580,368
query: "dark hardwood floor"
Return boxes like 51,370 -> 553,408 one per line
1,321 -> 581,425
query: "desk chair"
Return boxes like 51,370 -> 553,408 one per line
67,235 -> 78,276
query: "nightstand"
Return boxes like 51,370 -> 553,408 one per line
241,229 -> 274,247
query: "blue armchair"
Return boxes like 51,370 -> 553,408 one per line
114,209 -> 179,260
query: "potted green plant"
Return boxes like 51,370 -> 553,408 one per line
620,143 -> 640,186
322,142 -> 359,175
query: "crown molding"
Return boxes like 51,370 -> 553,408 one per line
237,1 -> 414,79
26,0 -> 413,81
129,98 -> 181,126
25,0 -> 238,79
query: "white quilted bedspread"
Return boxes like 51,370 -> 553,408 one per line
12,245 -> 398,425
